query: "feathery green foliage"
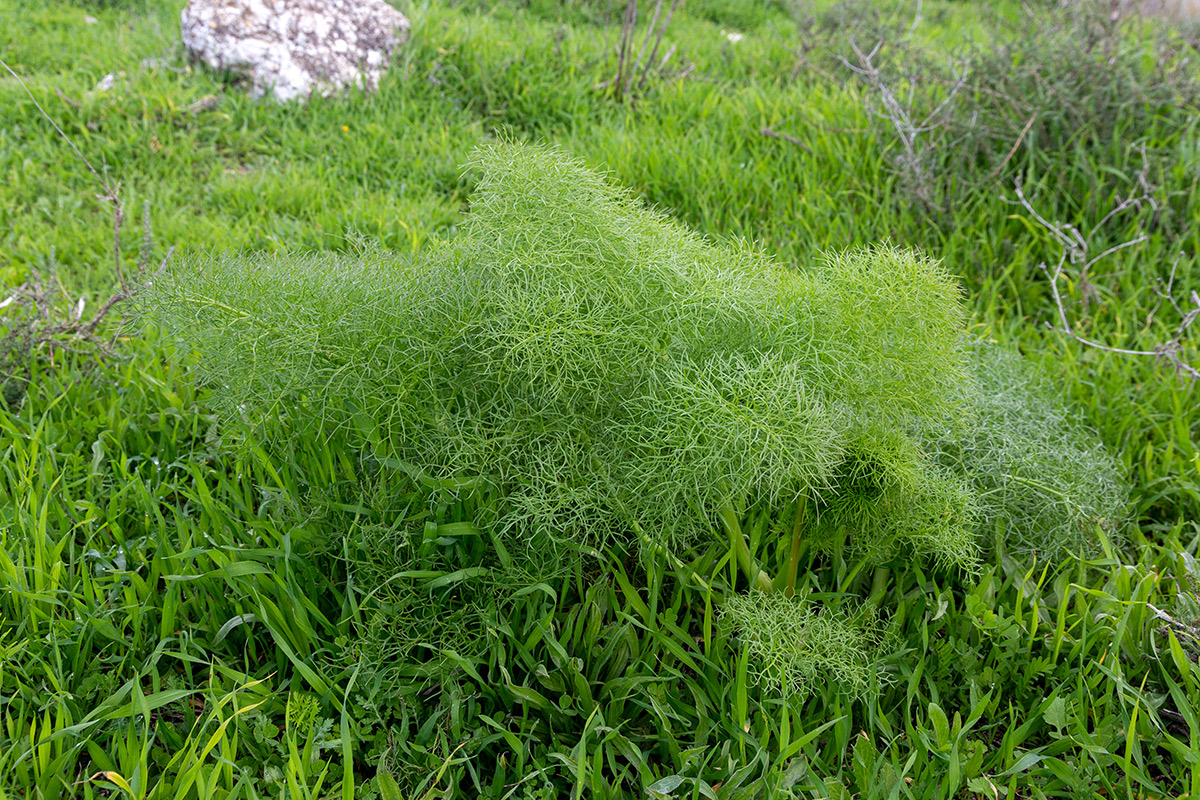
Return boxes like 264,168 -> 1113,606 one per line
927,342 -> 1130,559
722,593 -> 888,699
140,143 -> 976,572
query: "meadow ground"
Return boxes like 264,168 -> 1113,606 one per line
1,0 -> 1199,797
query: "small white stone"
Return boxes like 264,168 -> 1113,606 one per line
84,15 -> 98,24
96,73 -> 118,91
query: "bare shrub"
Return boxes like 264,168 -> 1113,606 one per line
811,1 -> 1200,214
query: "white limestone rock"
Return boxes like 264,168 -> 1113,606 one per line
180,0 -> 410,103
1122,0 -> 1200,20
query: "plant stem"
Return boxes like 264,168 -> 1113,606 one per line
717,501 -> 772,593
783,494 -> 808,598
867,566 -> 891,608
631,520 -> 712,592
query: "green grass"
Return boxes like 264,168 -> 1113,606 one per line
2,0 -> 1199,797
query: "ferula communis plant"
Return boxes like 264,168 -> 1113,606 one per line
141,143 -> 997,692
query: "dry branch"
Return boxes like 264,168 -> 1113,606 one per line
606,0 -> 684,103
1009,178 -> 1197,383
760,127 -> 813,155
837,41 -> 969,213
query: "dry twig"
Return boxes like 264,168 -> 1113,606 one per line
760,127 -> 813,155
